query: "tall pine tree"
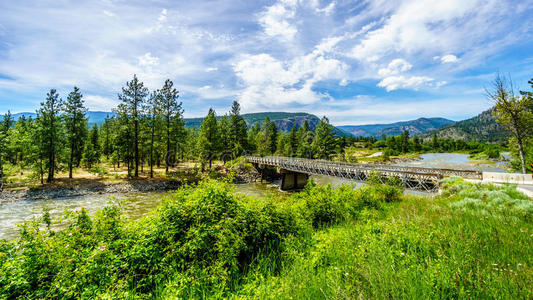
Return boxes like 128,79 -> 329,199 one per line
63,87 -> 88,178
118,75 -> 148,177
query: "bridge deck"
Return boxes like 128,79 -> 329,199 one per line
246,156 -> 483,192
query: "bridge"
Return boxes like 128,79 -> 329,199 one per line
246,156 -> 483,192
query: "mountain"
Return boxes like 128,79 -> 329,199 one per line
184,112 -> 351,136
420,108 -> 509,143
1,111 -> 118,127
337,117 -> 455,138
2,111 -> 350,136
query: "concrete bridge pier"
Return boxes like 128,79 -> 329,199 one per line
280,169 -> 309,191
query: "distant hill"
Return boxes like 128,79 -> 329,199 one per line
1,111 -> 117,127
420,108 -> 509,143
184,112 -> 351,136
338,117 -> 455,138
2,111 -> 350,136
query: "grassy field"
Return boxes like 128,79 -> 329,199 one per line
0,176 -> 531,298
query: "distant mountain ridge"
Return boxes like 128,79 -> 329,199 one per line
420,108 -> 509,143
338,117 -> 455,138
2,111 -> 350,136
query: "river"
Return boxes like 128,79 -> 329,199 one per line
0,153 -> 510,240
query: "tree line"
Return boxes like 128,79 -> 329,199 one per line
0,74 -> 530,188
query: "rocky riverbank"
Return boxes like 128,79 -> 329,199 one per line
0,179 -> 183,204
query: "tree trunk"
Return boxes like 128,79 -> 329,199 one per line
48,117 -> 55,183
69,142 -> 74,179
134,117 -> 139,177
516,134 -> 527,174
166,115 -> 170,174
150,124 -> 154,178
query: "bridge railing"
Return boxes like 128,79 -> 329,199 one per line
246,156 -> 446,192
246,156 -> 482,179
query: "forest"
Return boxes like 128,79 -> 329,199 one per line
0,74 -> 525,190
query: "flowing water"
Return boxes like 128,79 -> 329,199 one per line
0,153 -> 511,240
393,152 -> 510,173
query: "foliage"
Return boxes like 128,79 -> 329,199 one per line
0,179 -> 408,298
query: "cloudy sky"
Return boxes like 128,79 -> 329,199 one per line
0,0 -> 532,125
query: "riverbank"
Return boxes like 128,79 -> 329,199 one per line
0,162 -> 261,203
0,178 -> 182,204
1,178 -> 530,298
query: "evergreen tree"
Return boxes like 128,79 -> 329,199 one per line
312,116 -> 335,159
101,116 -> 112,160
37,89 -> 64,182
218,115 -> 232,163
145,91 -> 162,178
229,101 -> 248,158
83,123 -> 100,169
0,111 -> 11,190
288,124 -> 297,157
296,120 -> 313,158
118,74 -> 148,177
258,117 -> 277,156
432,132 -> 439,149
197,108 -> 220,170
63,87 -> 88,178
400,130 -> 410,153
159,79 -> 183,173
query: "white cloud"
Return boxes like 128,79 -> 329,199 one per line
84,95 -> 119,111
258,1 -> 298,40
234,52 -> 347,110
350,0 -> 495,61
440,54 -> 459,63
315,1 -> 336,16
339,79 -> 348,86
138,52 -> 159,67
158,9 -> 167,22
103,10 -> 115,17
205,67 -> 218,72
378,58 -> 413,76
377,75 -> 434,91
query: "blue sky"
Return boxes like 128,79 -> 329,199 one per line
0,0 -> 532,125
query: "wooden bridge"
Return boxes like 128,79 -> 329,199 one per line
246,156 -> 483,192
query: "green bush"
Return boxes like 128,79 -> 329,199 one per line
0,178 -> 404,298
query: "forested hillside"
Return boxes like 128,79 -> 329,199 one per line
338,117 -> 454,138
421,108 -> 509,143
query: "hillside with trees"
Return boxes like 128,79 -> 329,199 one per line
338,117 -> 455,138
421,108 -> 509,143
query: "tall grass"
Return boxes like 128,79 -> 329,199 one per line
0,177 -> 531,298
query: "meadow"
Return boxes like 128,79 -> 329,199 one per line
0,177 -> 531,299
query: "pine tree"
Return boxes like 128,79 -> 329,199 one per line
312,116 -> 335,160
296,120 -> 313,158
288,124 -> 297,157
0,111 -> 12,190
229,101 -> 248,158
37,89 -> 64,182
145,91 -> 162,178
159,79 -> 183,173
218,115 -> 231,163
197,108 -> 220,170
258,117 -> 278,156
101,116 -> 112,160
118,74 -> 148,177
63,87 -> 88,178
83,123 -> 100,169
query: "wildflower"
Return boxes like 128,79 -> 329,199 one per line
400,252 -> 404,256
99,245 -> 107,251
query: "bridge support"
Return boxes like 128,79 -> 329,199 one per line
280,169 -> 309,191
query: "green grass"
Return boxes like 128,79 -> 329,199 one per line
0,177 -> 531,298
